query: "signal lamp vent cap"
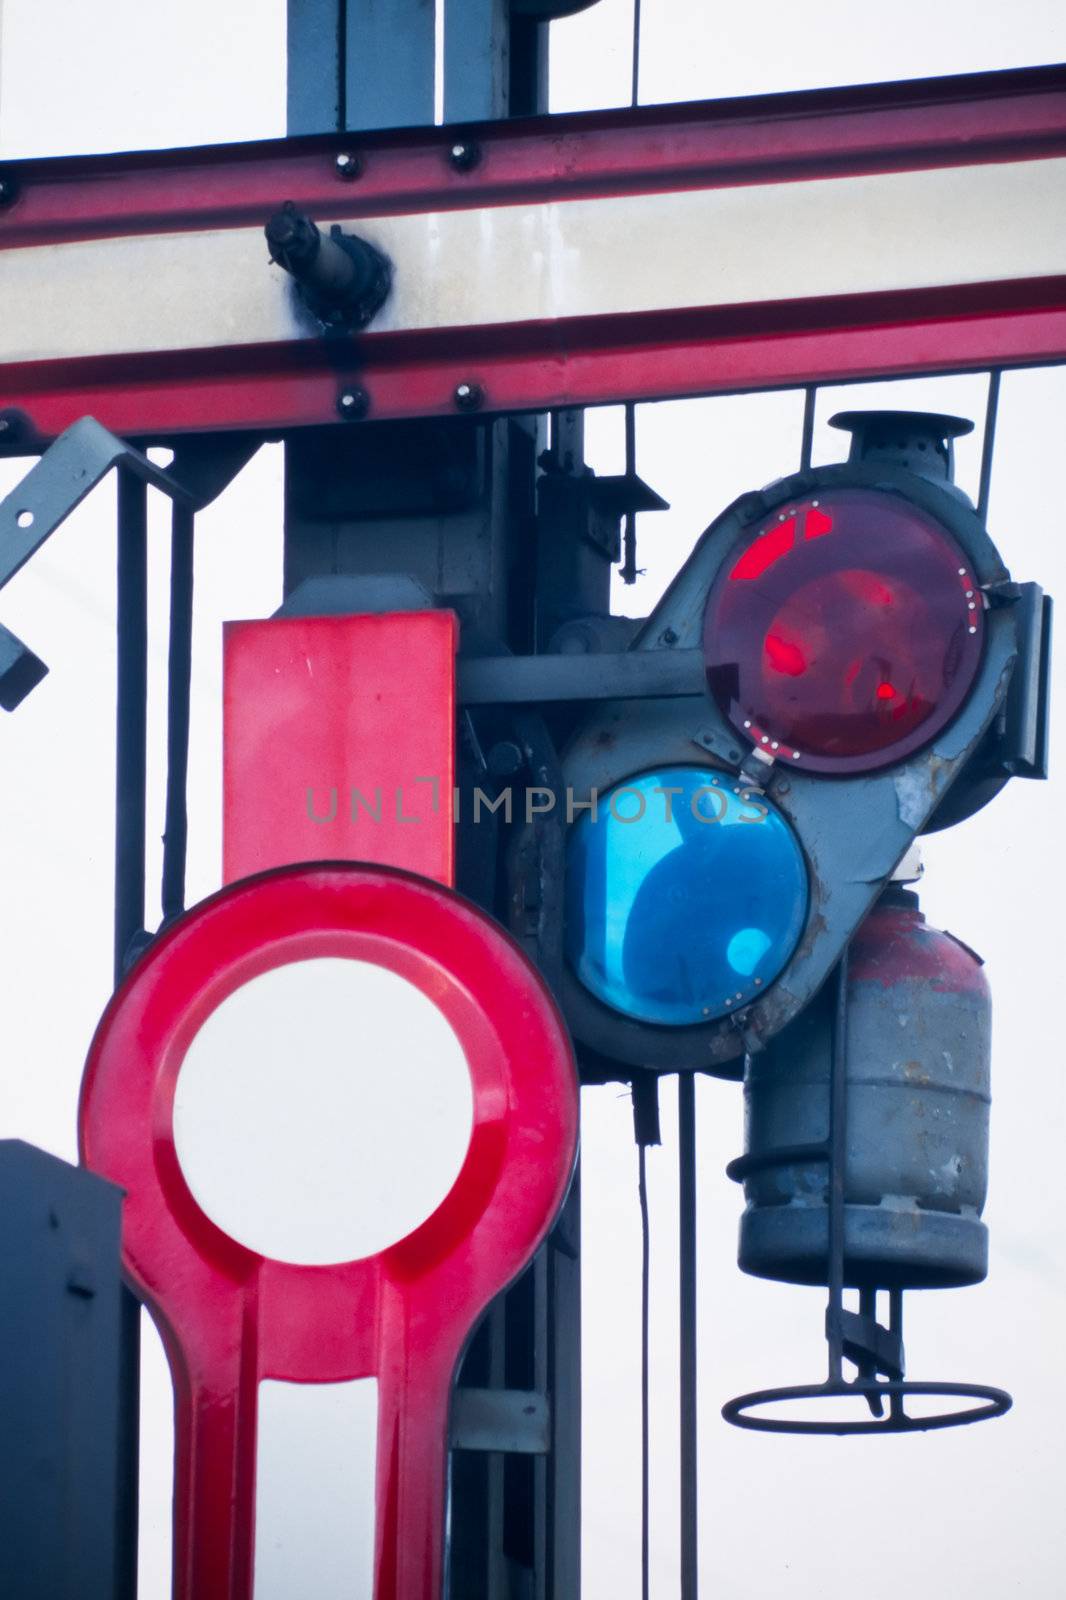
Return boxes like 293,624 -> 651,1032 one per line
829,410 -> 974,485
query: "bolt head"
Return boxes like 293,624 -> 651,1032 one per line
336,387 -> 369,420
334,152 -> 362,179
448,140 -> 480,173
453,381 -> 484,412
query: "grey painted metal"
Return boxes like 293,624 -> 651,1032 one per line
723,899 -> 1010,1435
450,1388 -> 551,1453
459,645 -> 704,704
0,618 -> 46,709
0,1141 -> 138,1600
286,0 -> 344,134
347,0 -> 435,130
553,453 -> 1024,1074
0,417 -> 197,706
287,0 -> 435,135
738,898 -> 991,1289
444,0 -> 510,122
0,416 -> 192,590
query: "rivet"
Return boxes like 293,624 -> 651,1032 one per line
336,386 -> 369,420
958,567 -> 967,576
454,380 -> 484,412
968,602 -> 976,610
334,151 -> 362,179
812,499 -> 820,507
969,626 -> 977,634
791,750 -> 800,759
771,740 -> 779,750
743,719 -> 752,729
449,139 -> 481,172
754,977 -> 763,986
761,736 -> 770,744
965,589 -> 974,598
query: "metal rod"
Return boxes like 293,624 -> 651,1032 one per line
976,368 -> 1001,524
825,952 -> 849,1383
637,1138 -> 651,1600
621,402 -> 638,585
161,503 -> 194,923
115,469 -> 148,985
678,1073 -> 698,1600
888,1289 -> 906,1423
800,384 -> 817,471
113,466 -> 147,1596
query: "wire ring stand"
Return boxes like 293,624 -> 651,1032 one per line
723,1379 -> 1012,1436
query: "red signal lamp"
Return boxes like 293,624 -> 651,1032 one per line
703,487 -> 984,775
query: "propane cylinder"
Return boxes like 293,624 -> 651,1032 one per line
737,887 -> 991,1289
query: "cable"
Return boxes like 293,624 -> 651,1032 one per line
631,1073 -> 659,1600
638,1139 -> 651,1600
678,1073 -> 698,1598
621,0 -> 642,586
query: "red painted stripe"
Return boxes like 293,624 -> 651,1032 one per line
0,65 -> 1064,250
2,278 -> 1064,445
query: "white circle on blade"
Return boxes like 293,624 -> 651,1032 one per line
172,957 -> 473,1265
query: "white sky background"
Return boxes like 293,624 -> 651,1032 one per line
1,1 -> 1065,1596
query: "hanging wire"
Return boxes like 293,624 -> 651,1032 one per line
678,1073 -> 698,1599
621,0 -> 643,585
638,1139 -> 652,1600
631,1072 -> 659,1600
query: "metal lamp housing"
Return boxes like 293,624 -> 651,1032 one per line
560,455 -> 1022,1076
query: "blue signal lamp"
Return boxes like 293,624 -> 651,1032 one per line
565,766 -> 807,1029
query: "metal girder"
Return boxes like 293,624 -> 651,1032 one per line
2,65 -> 1064,442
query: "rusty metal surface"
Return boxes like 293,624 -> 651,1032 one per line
739,897 -> 992,1289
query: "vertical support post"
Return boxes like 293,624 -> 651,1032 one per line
0,1142 -> 138,1600
678,1072 -> 698,1600
284,6 -> 574,1596
976,369 -> 1001,524
161,503 -> 194,923
800,385 -> 817,473
443,0 -> 510,121
115,469 -> 147,982
113,468 -> 147,1599
286,0 -> 344,135
825,953 -> 850,1383
344,0 -> 435,130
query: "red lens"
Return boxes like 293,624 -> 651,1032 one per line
703,490 -> 983,774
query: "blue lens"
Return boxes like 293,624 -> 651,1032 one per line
565,766 -> 808,1027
